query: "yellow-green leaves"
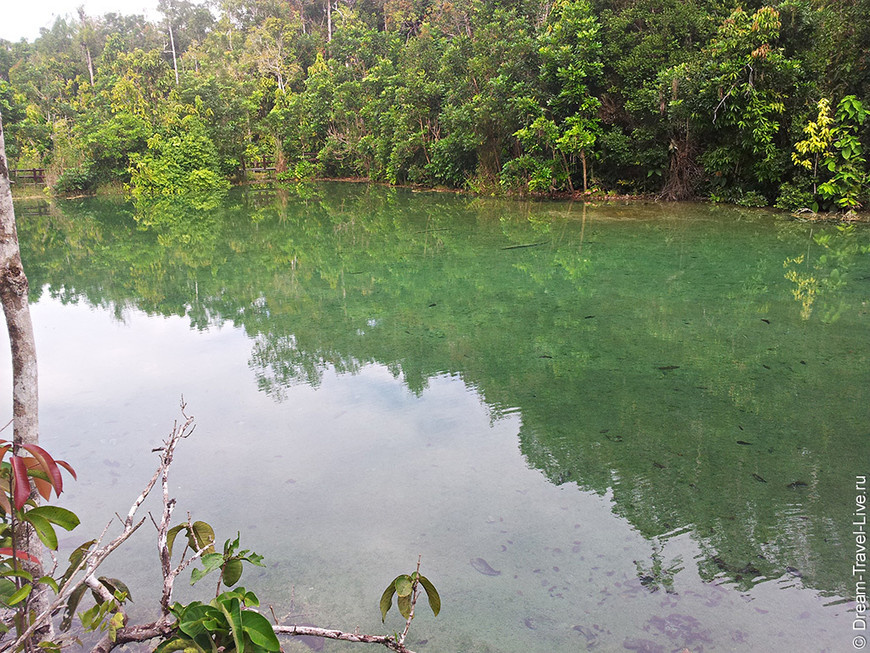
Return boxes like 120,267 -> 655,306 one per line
793,98 -> 834,172
379,570 -> 441,622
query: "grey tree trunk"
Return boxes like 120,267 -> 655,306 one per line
0,109 -> 50,641
168,22 -> 179,86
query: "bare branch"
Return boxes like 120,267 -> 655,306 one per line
3,405 -> 194,650
274,625 -> 417,653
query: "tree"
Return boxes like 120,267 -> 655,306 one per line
816,96 -> 868,211
661,6 -> 801,199
127,103 -> 231,197
792,97 -> 835,196
0,108 -> 50,643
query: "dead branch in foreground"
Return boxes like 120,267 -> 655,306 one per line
1,403 -> 418,653
275,625 -> 415,653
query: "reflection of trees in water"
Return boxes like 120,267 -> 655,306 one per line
15,184 -> 869,600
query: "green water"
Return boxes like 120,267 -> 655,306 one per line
6,183 -> 869,652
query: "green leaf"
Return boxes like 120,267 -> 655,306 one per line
154,636 -> 203,653
98,577 -> 132,602
222,559 -> 243,587
379,583 -> 396,622
219,596 -> 244,653
109,611 -> 124,641
397,592 -> 412,620
241,589 -> 259,607
166,524 -> 186,559
417,575 -> 441,617
191,553 -> 224,585
23,511 -> 58,549
62,584 -> 88,631
61,540 -> 95,586
6,582 -> 32,606
0,578 -> 17,604
37,575 -> 60,593
241,610 -> 280,651
0,569 -> 33,581
395,574 -> 413,597
241,552 -> 265,567
223,534 -> 241,557
176,603 -> 211,639
191,522 -> 215,554
27,506 -> 80,531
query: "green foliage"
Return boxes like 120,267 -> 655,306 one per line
662,5 -> 800,194
159,588 -> 280,653
78,589 -> 129,641
775,180 -> 815,212
793,97 -> 834,191
0,0 -> 867,206
379,569 -> 441,622
53,164 -> 98,195
0,443 -> 77,641
188,533 -> 264,590
128,108 -> 230,197
817,96 -> 868,210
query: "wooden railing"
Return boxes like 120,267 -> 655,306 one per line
8,168 -> 46,185
245,158 -> 275,173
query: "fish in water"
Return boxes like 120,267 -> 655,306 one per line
470,558 -> 501,576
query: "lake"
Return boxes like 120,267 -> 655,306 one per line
4,183 -> 868,652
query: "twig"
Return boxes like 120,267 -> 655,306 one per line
3,403 -> 195,651
398,556 -> 422,646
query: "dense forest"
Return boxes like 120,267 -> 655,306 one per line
0,0 -> 867,210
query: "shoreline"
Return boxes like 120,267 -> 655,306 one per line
13,177 -> 867,222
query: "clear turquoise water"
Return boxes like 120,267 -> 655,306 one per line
5,184 -> 868,651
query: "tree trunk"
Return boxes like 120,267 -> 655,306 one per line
0,109 -> 50,641
168,22 -> 179,86
85,46 -> 95,87
275,135 -> 287,174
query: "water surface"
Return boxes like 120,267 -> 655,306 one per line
5,183 -> 868,652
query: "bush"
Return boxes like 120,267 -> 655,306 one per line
775,181 -> 814,212
735,190 -> 769,208
53,164 -> 97,195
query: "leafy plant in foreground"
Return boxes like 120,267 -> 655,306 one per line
159,587 -> 280,653
0,441 -> 78,616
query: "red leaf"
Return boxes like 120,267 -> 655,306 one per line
0,445 -> 11,465
21,458 -> 52,500
22,444 -> 64,496
10,456 -> 31,511
56,459 -> 77,481
0,547 -> 41,565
